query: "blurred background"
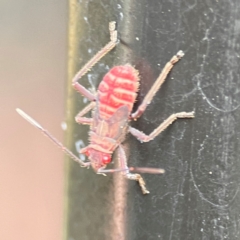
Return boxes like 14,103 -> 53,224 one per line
0,1 -> 67,239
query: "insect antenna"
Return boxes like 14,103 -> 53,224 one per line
129,167 -> 165,174
98,167 -> 165,174
16,108 -> 88,167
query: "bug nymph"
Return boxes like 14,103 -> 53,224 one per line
17,22 -> 194,194
80,65 -> 140,172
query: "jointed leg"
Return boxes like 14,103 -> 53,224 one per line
131,51 -> 184,119
75,101 -> 96,125
72,22 -> 118,101
117,145 -> 150,194
129,111 -> 194,142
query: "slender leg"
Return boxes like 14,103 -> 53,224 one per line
75,101 -> 96,125
72,22 -> 118,101
129,111 -> 194,142
131,51 -> 184,119
117,145 -> 150,194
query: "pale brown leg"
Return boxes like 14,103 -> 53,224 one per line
129,111 -> 194,142
131,51 -> 184,119
98,145 -> 150,194
72,22 -> 118,101
117,145 -> 150,194
75,101 -> 96,124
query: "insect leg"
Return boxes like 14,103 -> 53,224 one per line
117,145 -> 150,194
72,21 -> 118,101
131,51 -> 184,119
129,111 -> 194,142
75,101 -> 96,125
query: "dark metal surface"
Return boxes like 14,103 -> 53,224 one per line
65,1 -> 240,240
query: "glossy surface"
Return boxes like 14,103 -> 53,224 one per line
66,1 -> 240,240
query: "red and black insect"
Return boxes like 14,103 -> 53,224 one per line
17,22 -> 194,194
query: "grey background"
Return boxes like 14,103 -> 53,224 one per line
0,1 -> 66,240
66,1 -> 240,240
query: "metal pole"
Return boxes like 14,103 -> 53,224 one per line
65,1 -> 240,239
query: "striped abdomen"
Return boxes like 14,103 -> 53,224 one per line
97,65 -> 139,119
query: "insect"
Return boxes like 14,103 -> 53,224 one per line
17,22 -> 194,194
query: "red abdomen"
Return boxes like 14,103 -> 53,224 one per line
97,65 -> 139,119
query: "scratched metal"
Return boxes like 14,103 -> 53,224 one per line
65,1 -> 240,240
